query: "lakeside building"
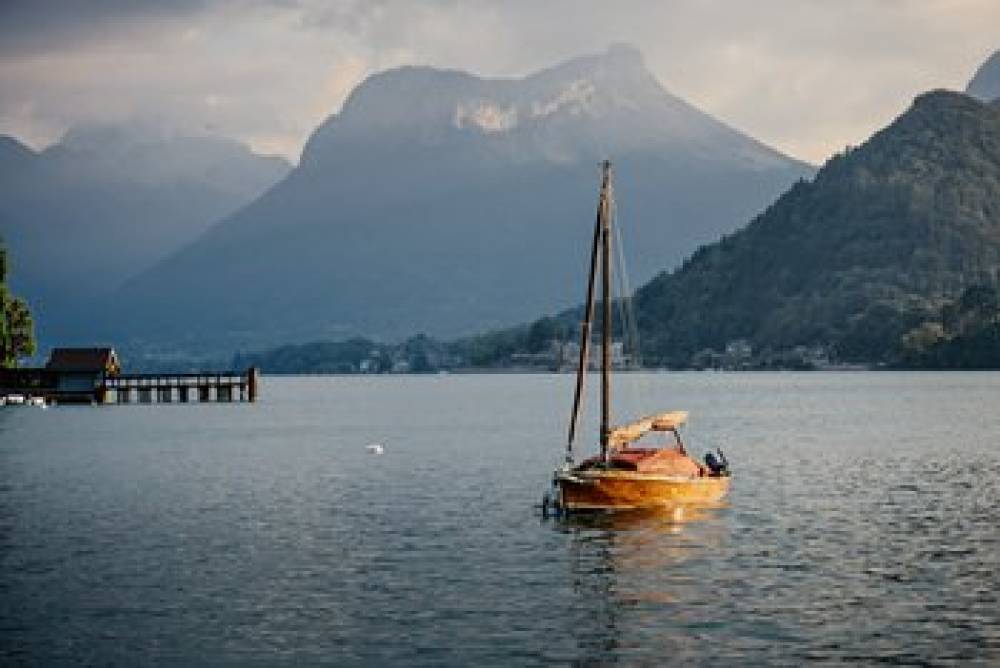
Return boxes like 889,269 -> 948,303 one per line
0,347 -> 121,403
1,347 -> 259,405
511,340 -> 634,371
46,347 -> 121,400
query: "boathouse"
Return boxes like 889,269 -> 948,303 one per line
45,347 -> 121,402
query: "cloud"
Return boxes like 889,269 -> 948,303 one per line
0,0 -> 997,163
0,0 -> 208,56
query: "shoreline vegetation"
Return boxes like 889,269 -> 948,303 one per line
223,279 -> 999,378
228,341 -> 879,376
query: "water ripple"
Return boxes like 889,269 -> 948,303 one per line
1,372 -> 999,665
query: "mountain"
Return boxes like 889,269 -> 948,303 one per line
632,90 -> 1000,365
457,90 -> 1000,369
0,121 -> 291,342
967,49 -> 1000,102
0,136 -> 36,177
113,45 -> 813,351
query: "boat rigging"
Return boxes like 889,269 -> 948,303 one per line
547,160 -> 731,514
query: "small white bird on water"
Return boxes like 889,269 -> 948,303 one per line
366,443 -> 385,455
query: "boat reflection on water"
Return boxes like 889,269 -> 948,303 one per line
551,501 -> 732,662
556,501 -> 727,531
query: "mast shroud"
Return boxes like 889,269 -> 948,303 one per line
566,161 -> 614,463
600,160 -> 612,462
566,212 -> 602,460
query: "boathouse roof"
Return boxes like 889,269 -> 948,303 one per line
46,347 -> 120,374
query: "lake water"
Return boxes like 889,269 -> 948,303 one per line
1,372 -> 998,665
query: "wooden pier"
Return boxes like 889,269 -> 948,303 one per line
1,365 -> 259,405
102,369 -> 260,405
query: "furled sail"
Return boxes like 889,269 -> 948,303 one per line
650,410 -> 688,431
608,410 -> 688,448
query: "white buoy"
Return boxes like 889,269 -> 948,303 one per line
366,443 -> 385,455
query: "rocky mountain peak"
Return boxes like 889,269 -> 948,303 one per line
300,44 -> 784,169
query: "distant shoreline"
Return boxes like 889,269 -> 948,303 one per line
245,366 -> 1000,377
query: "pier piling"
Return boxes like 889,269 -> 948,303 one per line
100,369 -> 259,406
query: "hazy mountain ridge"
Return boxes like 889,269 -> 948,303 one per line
967,49 -> 1000,102
114,45 -> 813,352
0,121 -> 291,343
0,136 -> 36,171
51,123 -> 290,192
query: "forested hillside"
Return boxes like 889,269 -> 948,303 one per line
900,283 -> 1000,368
455,91 -> 1000,369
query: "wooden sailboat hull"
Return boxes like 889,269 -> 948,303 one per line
557,470 -> 730,511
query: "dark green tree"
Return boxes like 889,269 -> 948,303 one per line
0,244 -> 37,368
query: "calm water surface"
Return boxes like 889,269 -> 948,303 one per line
1,372 -> 998,665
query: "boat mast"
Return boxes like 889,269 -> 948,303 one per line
566,167 -> 605,462
599,160 -> 612,463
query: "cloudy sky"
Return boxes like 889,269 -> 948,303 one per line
1,0 -> 997,164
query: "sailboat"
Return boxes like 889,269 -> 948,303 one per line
549,161 -> 731,513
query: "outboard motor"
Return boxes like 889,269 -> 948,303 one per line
704,449 -> 729,476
